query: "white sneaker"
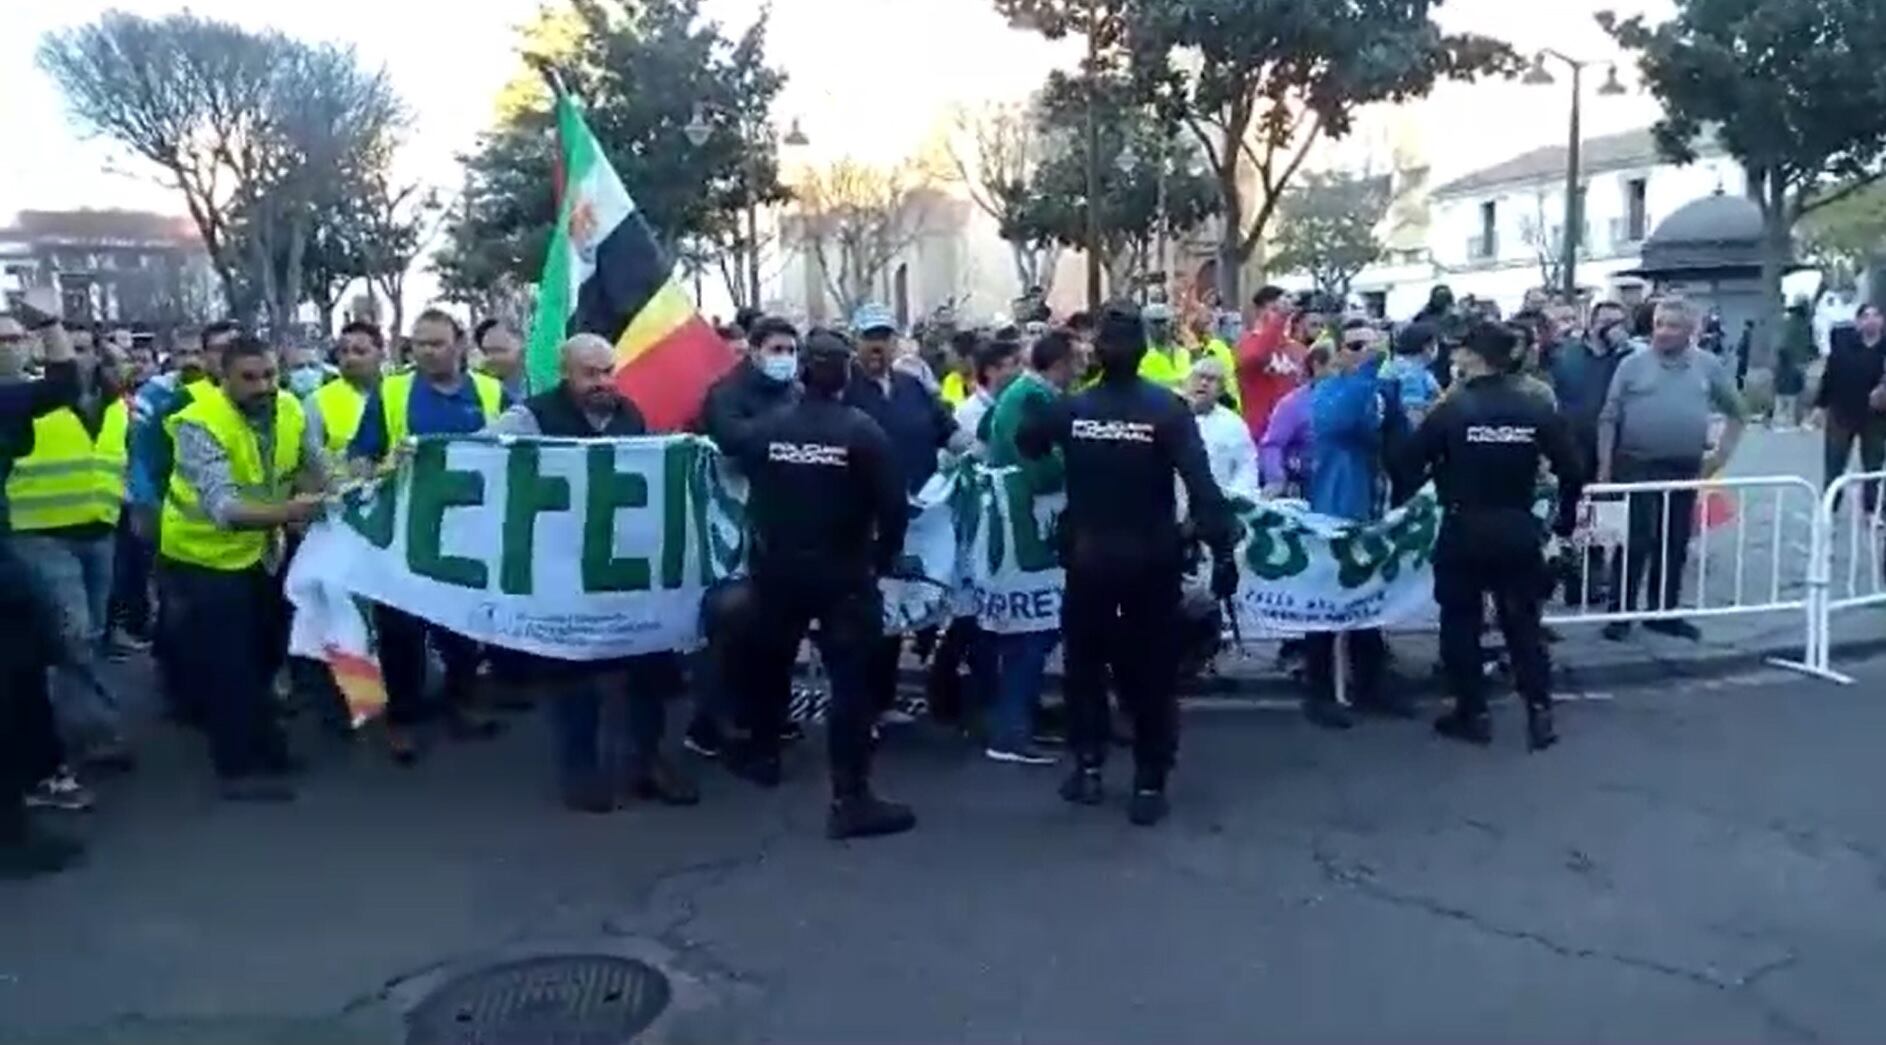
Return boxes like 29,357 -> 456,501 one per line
984,746 -> 1057,767
25,769 -> 95,812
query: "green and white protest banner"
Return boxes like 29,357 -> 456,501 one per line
958,465 -> 1443,636
288,435 -> 1451,724
287,435 -> 959,677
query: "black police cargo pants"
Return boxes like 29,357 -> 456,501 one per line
1437,550 -> 1552,715
164,561 -> 291,780
747,575 -> 883,797
1062,561 -> 1181,784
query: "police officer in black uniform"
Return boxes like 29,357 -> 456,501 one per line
723,329 -> 917,840
1018,301 -> 1239,826
1394,321 -> 1585,751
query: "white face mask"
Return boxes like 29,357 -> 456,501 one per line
759,352 -> 798,383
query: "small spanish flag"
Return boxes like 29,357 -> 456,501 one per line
526,82 -> 736,430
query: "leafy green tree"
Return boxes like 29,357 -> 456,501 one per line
1010,72 -> 1218,294
1603,0 -> 1886,364
1129,0 -> 1513,304
436,0 -> 788,304
1798,182 -> 1886,298
1269,171 -> 1391,301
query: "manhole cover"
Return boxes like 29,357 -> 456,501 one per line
407,955 -> 672,1045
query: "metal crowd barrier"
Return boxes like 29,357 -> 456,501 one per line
1545,474 -> 1821,640
1793,470 -> 1886,684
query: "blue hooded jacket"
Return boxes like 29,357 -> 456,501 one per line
1308,354 -> 1388,522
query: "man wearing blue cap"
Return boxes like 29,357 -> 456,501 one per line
842,304 -> 960,721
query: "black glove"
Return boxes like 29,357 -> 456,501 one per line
1552,511 -> 1577,541
1210,553 -> 1239,601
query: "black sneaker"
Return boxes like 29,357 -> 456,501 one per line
1058,766 -> 1105,806
827,793 -> 916,840
1643,618 -> 1702,642
1127,788 -> 1169,827
445,712 -> 505,741
725,750 -> 782,790
1302,699 -> 1354,731
1526,703 -> 1560,753
629,758 -> 701,807
1433,710 -> 1494,747
683,722 -> 723,759
0,823 -> 87,879
218,778 -> 297,803
1601,621 -> 1632,642
560,775 -> 615,815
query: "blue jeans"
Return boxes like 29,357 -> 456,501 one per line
11,533 -> 122,749
989,630 -> 1058,751
546,669 -> 665,788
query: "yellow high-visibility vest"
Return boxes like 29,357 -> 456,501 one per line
1138,343 -> 1193,389
940,371 -> 970,407
377,371 -> 503,457
310,379 -> 372,454
158,387 -> 305,572
5,399 -> 129,530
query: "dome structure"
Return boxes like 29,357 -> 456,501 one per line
1628,191 -> 1780,277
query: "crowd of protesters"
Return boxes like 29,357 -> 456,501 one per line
6,273 -> 1882,875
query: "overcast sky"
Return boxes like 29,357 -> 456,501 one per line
0,0 -> 1674,307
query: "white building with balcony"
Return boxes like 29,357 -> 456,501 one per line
1343,128 -> 1750,319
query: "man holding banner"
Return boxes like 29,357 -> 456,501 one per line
1019,302 -> 1239,827
348,309 -> 512,763
486,334 -> 699,812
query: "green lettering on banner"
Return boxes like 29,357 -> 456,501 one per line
499,443 -> 571,595
1242,506 -> 1310,580
702,456 -> 746,576
341,475 -> 398,550
1377,494 -> 1438,582
582,443 -> 651,592
659,438 -> 692,590
679,439 -> 717,586
1002,471 -> 1057,573
406,440 -> 489,589
1329,527 -> 1391,589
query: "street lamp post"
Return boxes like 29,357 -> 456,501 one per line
1083,16 -> 1103,310
684,107 -> 811,311
1523,51 -> 1626,303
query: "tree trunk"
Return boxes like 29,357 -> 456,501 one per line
1216,166 -> 1244,307
1753,172 -> 1791,372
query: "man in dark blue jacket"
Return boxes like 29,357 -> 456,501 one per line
841,304 -> 959,723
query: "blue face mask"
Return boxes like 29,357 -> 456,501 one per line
286,364 -> 326,397
759,352 -> 798,384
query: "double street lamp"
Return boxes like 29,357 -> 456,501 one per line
1523,50 -> 1627,303
683,106 -> 810,310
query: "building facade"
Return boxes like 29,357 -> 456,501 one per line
1301,129 -> 1755,320
0,209 -> 217,329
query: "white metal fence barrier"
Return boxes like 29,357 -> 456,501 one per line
1543,475 -> 1822,662
1795,470 -> 1886,683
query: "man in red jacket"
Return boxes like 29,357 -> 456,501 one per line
1236,285 -> 1304,442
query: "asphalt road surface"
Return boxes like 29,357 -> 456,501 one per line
3,651 -> 1884,1043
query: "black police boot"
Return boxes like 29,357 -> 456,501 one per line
1525,700 -> 1559,753
1127,768 -> 1169,827
1302,696 -> 1354,731
827,790 -> 916,840
1433,705 -> 1493,747
0,802 -> 86,880
724,743 -> 782,790
1059,763 -> 1105,806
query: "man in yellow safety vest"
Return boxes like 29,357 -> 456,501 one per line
305,321 -> 384,462
348,308 -> 510,764
162,335 -> 327,802
5,331 -> 135,774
